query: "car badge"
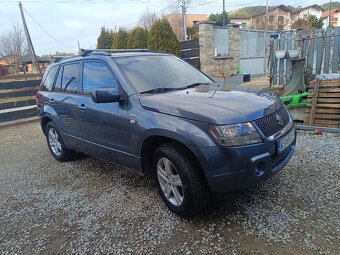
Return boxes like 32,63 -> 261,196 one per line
275,114 -> 284,127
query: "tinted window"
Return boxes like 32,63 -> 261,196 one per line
63,63 -> 80,94
114,55 -> 211,93
54,66 -> 63,92
42,65 -> 58,91
83,61 -> 118,95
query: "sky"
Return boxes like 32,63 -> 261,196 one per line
0,0 -> 330,55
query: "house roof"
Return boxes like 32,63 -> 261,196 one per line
291,4 -> 323,14
251,5 -> 292,18
321,9 -> 340,18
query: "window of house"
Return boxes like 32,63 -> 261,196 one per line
82,61 -> 118,95
41,65 -> 58,91
269,15 -> 274,22
278,16 -> 284,24
62,63 -> 80,94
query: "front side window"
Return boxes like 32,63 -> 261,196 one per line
41,65 -> 58,91
114,55 -> 212,93
62,63 -> 80,94
82,61 -> 118,95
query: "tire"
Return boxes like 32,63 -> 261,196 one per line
153,142 -> 209,218
45,122 -> 75,162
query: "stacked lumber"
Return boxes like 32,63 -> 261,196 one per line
304,79 -> 340,128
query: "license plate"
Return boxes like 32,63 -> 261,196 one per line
278,129 -> 295,153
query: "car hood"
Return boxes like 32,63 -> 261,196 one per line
139,88 -> 283,124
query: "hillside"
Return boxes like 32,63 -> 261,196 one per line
228,2 -> 340,18
229,5 -> 295,17
322,1 -> 340,11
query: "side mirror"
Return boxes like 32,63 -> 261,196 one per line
91,88 -> 120,103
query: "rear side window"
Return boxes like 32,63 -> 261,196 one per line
54,66 -> 63,92
41,65 -> 58,91
82,61 -> 118,95
62,63 -> 80,94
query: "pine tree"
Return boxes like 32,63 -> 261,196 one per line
97,27 -> 114,49
127,27 -> 148,49
111,28 -> 129,49
148,19 -> 179,56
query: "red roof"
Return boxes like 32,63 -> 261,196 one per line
321,9 -> 339,18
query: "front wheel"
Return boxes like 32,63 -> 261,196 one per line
45,122 -> 75,162
153,143 -> 209,218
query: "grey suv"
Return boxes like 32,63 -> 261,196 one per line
37,50 -> 296,217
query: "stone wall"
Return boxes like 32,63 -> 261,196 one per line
198,22 -> 240,77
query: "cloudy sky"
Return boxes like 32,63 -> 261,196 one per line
0,0 -> 328,55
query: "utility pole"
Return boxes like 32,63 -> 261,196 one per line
329,0 -> 332,27
18,1 -> 40,74
222,0 -> 226,27
181,0 -> 187,41
265,0 -> 268,31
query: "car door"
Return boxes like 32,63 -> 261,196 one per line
48,62 -> 83,149
78,60 -> 134,167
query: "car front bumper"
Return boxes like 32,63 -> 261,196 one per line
190,128 -> 296,193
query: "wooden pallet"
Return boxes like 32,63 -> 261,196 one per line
304,79 -> 340,128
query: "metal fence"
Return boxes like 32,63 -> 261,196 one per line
213,27 -> 229,56
240,29 -> 274,75
270,27 -> 340,86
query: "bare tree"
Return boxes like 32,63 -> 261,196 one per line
0,21 -> 28,73
138,9 -> 158,30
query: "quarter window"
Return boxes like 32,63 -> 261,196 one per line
63,63 -> 80,94
41,65 -> 58,91
82,61 -> 118,95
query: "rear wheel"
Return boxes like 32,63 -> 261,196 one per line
153,143 -> 209,218
46,122 -> 75,162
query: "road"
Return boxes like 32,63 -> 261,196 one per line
0,122 -> 339,254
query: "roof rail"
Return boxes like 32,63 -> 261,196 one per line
52,56 -> 67,63
79,48 -> 149,57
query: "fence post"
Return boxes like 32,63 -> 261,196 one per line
272,39 -> 278,85
301,30 -> 307,58
286,32 -> 292,84
307,29 -> 315,81
279,33 -> 285,85
323,27 -> 332,74
315,29 -> 324,75
332,27 -> 340,73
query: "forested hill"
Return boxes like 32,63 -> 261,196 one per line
228,2 -> 340,17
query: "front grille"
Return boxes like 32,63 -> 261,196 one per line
254,107 -> 290,137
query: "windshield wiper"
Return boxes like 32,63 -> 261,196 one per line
140,87 -> 180,94
181,82 -> 212,89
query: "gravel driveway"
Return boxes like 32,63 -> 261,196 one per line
0,122 -> 339,254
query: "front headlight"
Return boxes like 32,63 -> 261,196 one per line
209,122 -> 262,147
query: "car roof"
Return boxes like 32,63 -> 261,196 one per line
53,51 -> 171,64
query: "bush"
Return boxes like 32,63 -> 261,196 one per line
148,18 -> 179,56
127,27 -> 148,49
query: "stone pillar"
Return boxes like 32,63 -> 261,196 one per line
198,22 -> 241,78
197,21 -> 215,76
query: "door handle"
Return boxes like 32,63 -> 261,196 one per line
48,98 -> 55,104
77,104 -> 87,110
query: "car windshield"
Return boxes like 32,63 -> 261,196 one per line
114,55 -> 212,93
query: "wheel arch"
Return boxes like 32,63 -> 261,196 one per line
140,134 -> 205,179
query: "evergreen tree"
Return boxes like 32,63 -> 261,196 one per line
97,26 -> 114,49
148,18 -> 179,56
127,27 -> 148,49
112,28 -> 129,49
208,12 -> 230,26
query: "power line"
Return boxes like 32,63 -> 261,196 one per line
22,7 -> 73,49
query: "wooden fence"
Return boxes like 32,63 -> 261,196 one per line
179,39 -> 200,69
270,27 -> 340,86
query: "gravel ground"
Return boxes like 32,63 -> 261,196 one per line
0,122 -> 339,254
